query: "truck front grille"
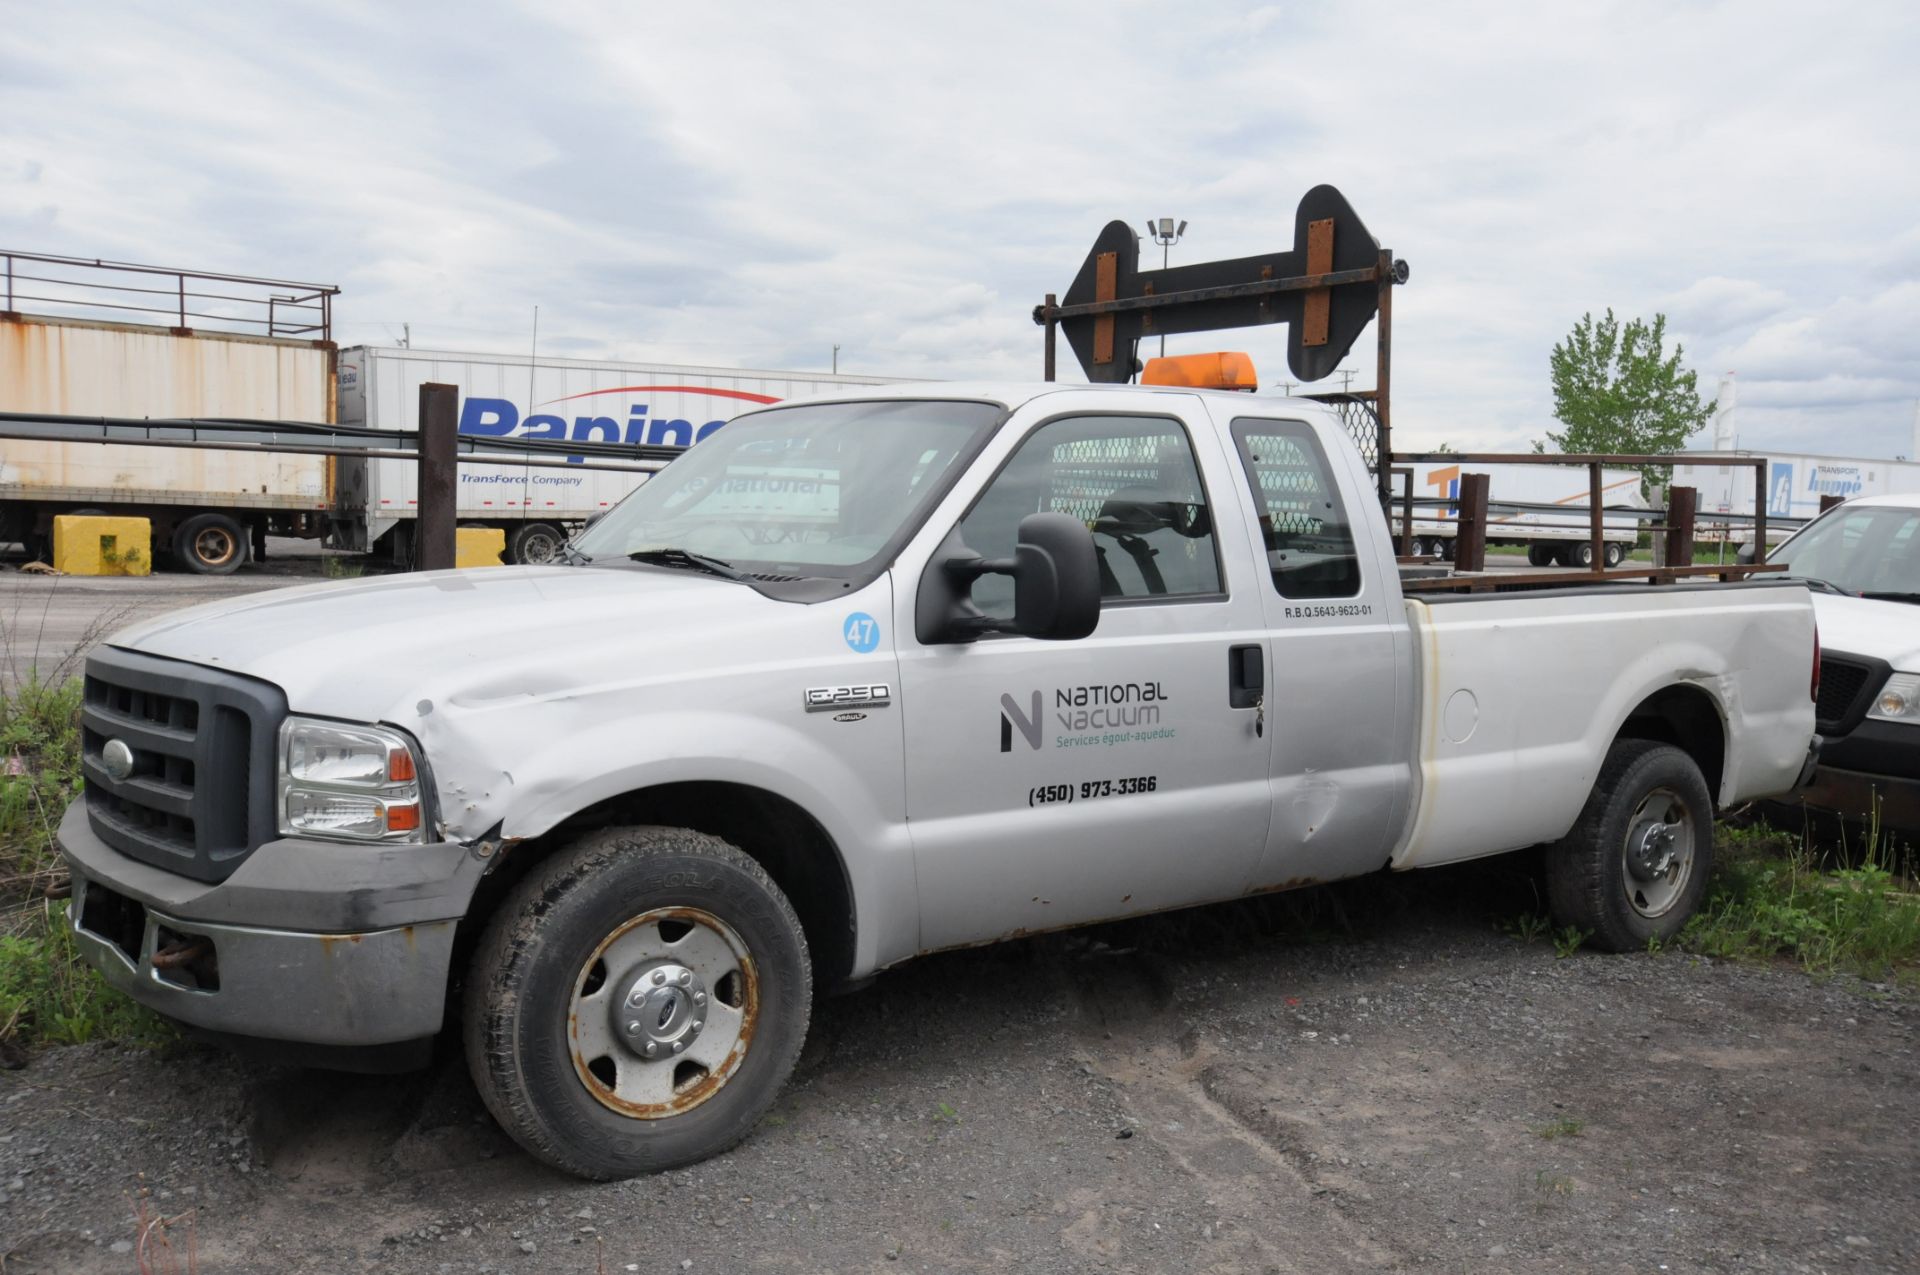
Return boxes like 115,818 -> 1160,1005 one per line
1815,653 -> 1880,736
81,647 -> 287,883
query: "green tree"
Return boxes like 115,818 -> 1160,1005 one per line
1537,310 -> 1715,456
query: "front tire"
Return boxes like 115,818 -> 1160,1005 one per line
1544,741 -> 1713,951
464,826 -> 812,1179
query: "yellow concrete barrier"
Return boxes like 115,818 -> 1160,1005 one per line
53,516 -> 152,576
456,527 -> 507,568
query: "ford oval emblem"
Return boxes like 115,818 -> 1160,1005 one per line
102,738 -> 135,782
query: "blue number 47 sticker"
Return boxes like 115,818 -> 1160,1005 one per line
843,612 -> 881,653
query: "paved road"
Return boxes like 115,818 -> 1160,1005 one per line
0,539 -> 361,689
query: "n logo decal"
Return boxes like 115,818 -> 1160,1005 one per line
1000,691 -> 1042,752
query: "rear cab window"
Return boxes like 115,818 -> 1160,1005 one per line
1228,418 -> 1366,605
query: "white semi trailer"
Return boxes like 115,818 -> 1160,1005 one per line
1673,450 -> 1920,543
333,346 -> 910,563
1396,460 -> 1647,566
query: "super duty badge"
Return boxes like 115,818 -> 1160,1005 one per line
804,684 -> 892,712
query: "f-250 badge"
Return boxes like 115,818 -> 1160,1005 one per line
804,684 -> 891,712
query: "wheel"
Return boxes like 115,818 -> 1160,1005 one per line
464,826 -> 812,1179
1544,740 -> 1713,952
508,521 -> 567,565
1565,541 -> 1595,568
1439,537 -> 1456,562
1527,544 -> 1553,567
1603,542 -> 1625,568
171,513 -> 248,575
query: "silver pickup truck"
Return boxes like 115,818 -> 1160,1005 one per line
61,381 -> 1819,1178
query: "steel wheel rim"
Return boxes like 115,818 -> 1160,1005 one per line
520,528 -> 562,564
569,906 -> 758,1119
194,527 -> 237,566
1622,786 -> 1694,918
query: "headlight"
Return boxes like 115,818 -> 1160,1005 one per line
1868,672 -> 1920,723
278,717 -> 426,843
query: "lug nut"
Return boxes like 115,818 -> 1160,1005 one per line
671,1041 -> 685,1054
643,1042 -> 657,1057
691,1020 -> 703,1032
626,1020 -> 642,1035
677,971 -> 692,986
652,970 -> 666,985
694,992 -> 707,1006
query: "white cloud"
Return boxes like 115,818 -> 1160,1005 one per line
2,0 -> 1917,456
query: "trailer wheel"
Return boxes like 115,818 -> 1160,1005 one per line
1603,542 -> 1625,568
1544,740 -> 1713,952
1527,544 -> 1553,567
1565,540 -> 1595,568
464,825 -> 812,1180
508,521 -> 567,565
172,513 -> 248,575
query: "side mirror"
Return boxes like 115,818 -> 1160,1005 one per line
917,513 -> 1101,643
1735,542 -> 1757,565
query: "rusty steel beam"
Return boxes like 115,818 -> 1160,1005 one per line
415,383 -> 459,572
1588,462 -> 1604,569
1037,264 -> 1383,323
1454,472 -> 1490,572
1402,563 -> 1786,593
1665,485 -> 1698,567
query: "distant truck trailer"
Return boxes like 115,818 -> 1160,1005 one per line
1396,460 -> 1647,566
0,313 -> 336,573
1673,450 -> 1920,542
332,345 -> 911,564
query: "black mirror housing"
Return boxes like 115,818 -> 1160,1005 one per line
916,512 -> 1101,643
1007,513 -> 1101,640
1735,542 -> 1757,565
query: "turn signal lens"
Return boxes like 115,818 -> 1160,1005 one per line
1868,673 -> 1920,723
386,803 -> 422,833
388,748 -> 417,783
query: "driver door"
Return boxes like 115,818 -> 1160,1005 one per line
892,396 -> 1274,951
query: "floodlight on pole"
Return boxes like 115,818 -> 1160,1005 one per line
1144,216 -> 1187,358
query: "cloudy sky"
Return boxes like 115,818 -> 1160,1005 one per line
4,0 -> 1916,457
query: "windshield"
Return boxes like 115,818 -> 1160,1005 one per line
1769,503 -> 1920,598
571,399 -> 1002,578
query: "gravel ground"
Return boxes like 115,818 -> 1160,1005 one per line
2,870 -> 1916,1274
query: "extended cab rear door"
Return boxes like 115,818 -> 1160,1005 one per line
890,391 -> 1275,952
1212,408 -> 1417,888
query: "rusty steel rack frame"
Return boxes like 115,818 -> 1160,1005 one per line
1034,247 -> 1403,505
0,388 -> 680,571
1389,452 -> 1780,591
1,250 -> 339,343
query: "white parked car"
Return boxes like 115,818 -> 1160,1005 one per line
1747,493 -> 1920,832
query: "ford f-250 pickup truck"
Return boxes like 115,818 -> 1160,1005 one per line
61,377 -> 1820,1179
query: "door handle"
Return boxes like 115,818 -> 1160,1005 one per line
1228,644 -> 1263,709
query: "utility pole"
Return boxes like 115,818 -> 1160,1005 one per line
833,344 -> 840,374
1145,217 -> 1187,359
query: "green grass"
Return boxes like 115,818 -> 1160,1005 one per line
1532,1116 -> 1586,1140
1677,821 -> 1920,978
0,676 -> 172,1050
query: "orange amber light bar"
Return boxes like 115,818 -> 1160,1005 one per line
1140,351 -> 1258,391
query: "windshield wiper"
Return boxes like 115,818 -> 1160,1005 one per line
627,547 -> 749,581
1859,591 -> 1920,605
1773,573 -> 1855,597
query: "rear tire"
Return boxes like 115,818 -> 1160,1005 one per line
464,826 -> 812,1180
508,521 -> 567,565
1566,540 -> 1596,568
1527,544 -> 1552,567
1544,740 -> 1713,952
1603,542 -> 1625,568
172,513 -> 248,575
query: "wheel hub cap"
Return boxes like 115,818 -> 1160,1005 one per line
1628,824 -> 1678,882
613,962 -> 708,1060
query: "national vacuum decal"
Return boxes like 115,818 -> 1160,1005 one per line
999,681 -> 1177,752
